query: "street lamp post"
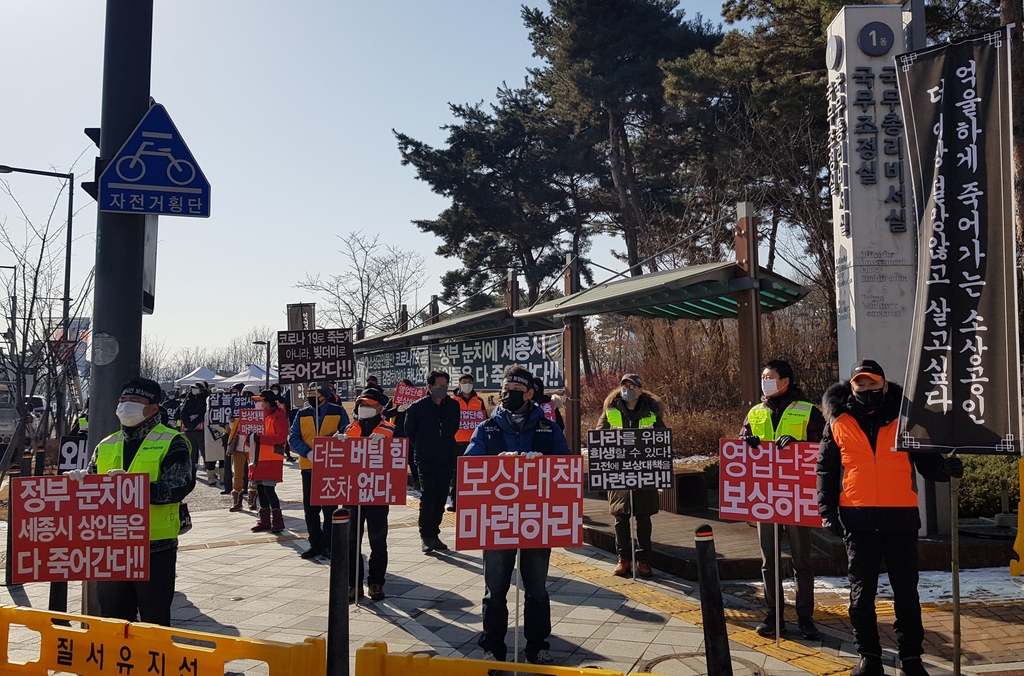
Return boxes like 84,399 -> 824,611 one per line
253,341 -> 271,389
0,164 -> 76,439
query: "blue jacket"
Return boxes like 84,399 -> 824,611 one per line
288,402 -> 350,459
465,402 -> 570,456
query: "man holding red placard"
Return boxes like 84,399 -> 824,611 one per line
465,365 -> 569,667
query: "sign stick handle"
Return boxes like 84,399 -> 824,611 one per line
514,547 -> 521,664
951,473 -> 961,676
774,522 -> 781,648
356,504 -> 362,607
630,490 -> 637,582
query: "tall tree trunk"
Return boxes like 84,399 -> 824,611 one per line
766,205 -> 780,271
615,116 -> 652,270
607,110 -> 642,276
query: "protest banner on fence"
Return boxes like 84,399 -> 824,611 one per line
207,392 -> 252,426
393,382 -> 425,408
238,409 -> 265,435
896,28 -> 1022,455
431,332 -> 564,389
459,409 -> 488,432
586,428 -> 674,491
718,439 -> 821,527
455,454 -> 583,550
277,328 -> 355,384
310,436 -> 408,506
355,347 -> 430,388
10,473 -> 149,583
58,437 -> 89,474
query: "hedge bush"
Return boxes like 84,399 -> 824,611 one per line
957,455 -> 1020,519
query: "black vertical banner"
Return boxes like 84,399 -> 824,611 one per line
897,28 -> 1021,454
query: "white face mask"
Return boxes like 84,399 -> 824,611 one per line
762,379 -> 780,397
116,402 -> 149,427
460,383 -> 473,394
190,387 -> 200,395
357,406 -> 378,420
255,401 -> 269,410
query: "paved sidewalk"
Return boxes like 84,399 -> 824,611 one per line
1,462 -> 1020,675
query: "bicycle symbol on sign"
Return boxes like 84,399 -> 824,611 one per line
115,131 -> 196,186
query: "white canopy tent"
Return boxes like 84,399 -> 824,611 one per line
214,364 -> 278,390
173,366 -> 220,389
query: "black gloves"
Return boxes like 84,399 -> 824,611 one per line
820,510 -> 845,539
743,435 -> 761,448
776,435 -> 796,449
944,455 -> 964,479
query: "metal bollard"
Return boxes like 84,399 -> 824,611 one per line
695,524 -> 733,676
327,509 -> 351,676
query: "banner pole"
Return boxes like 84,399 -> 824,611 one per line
356,504 -> 362,607
774,522 -> 781,647
514,548 -> 521,664
630,489 -> 637,582
951,473 -> 961,676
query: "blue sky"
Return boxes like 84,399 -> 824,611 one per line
1,0 -> 732,353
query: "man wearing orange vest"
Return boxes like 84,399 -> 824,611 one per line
818,359 -> 963,676
343,388 -> 395,602
447,373 -> 487,512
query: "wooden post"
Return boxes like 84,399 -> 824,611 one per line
399,304 -> 409,333
429,295 -> 440,325
506,270 -> 520,334
735,202 -> 762,409
563,253 -> 583,454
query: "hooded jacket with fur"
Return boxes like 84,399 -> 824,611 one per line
816,380 -> 951,533
599,391 -> 665,517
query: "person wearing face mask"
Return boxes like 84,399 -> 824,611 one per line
738,359 -> 826,640
818,359 -> 963,676
403,369 -> 460,553
269,384 -> 294,461
465,365 -> 569,666
288,382 -> 349,559
598,374 -> 665,579
383,378 -> 420,491
248,389 -> 290,533
70,377 -> 195,626
180,382 -> 208,472
341,388 -> 395,602
447,373 -> 487,512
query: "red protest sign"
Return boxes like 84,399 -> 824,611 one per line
310,436 -> 408,506
459,409 -> 488,431
541,402 -> 556,422
238,408 -> 266,435
393,382 -> 425,408
456,455 -> 583,550
718,439 -> 822,527
10,473 -> 150,583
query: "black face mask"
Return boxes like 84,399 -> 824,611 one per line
307,396 -> 319,408
501,390 -> 526,411
854,387 -> 886,411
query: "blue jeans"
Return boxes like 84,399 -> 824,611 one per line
479,548 -> 551,660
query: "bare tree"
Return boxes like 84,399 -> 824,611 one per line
139,335 -> 169,382
297,231 -> 426,333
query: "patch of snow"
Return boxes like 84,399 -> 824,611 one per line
763,567 -> 1024,604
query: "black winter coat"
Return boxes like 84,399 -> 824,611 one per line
599,393 -> 665,517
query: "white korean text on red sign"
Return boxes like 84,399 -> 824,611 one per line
456,455 -> 583,550
11,473 -> 150,583
310,436 -> 408,506
718,439 -> 822,527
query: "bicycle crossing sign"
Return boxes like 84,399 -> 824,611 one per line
99,103 -> 210,217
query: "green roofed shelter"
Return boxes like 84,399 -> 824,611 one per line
513,261 -> 809,322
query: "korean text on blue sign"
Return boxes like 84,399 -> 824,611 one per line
278,328 -> 355,384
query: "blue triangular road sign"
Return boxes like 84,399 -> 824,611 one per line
99,104 -> 210,217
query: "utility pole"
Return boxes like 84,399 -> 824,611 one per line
84,0 -> 154,615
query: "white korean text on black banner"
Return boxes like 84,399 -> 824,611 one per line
586,428 -> 674,490
897,27 -> 1021,454
207,393 -> 253,426
355,346 -> 430,388
277,328 -> 355,385
431,332 -> 563,389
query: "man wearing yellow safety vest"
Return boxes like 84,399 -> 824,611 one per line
739,359 -> 826,641
69,377 -> 196,626
598,373 -> 665,579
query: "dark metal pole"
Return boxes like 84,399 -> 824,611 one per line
695,524 -> 733,676
84,0 -> 154,617
328,509 -> 351,676
265,342 -> 270,390
56,172 -> 73,442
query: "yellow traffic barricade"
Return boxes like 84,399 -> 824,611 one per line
0,604 -> 325,675
355,642 -> 656,676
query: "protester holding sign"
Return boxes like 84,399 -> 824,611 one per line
180,382 -> 208,470
248,389 -> 289,534
384,378 -> 421,491
818,360 -> 963,676
342,388 -> 395,602
289,382 -> 349,560
465,365 -> 569,666
448,373 -> 487,512
72,377 -> 196,626
404,370 -> 460,553
598,374 -> 663,579
738,359 -> 825,640
533,377 -> 565,430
